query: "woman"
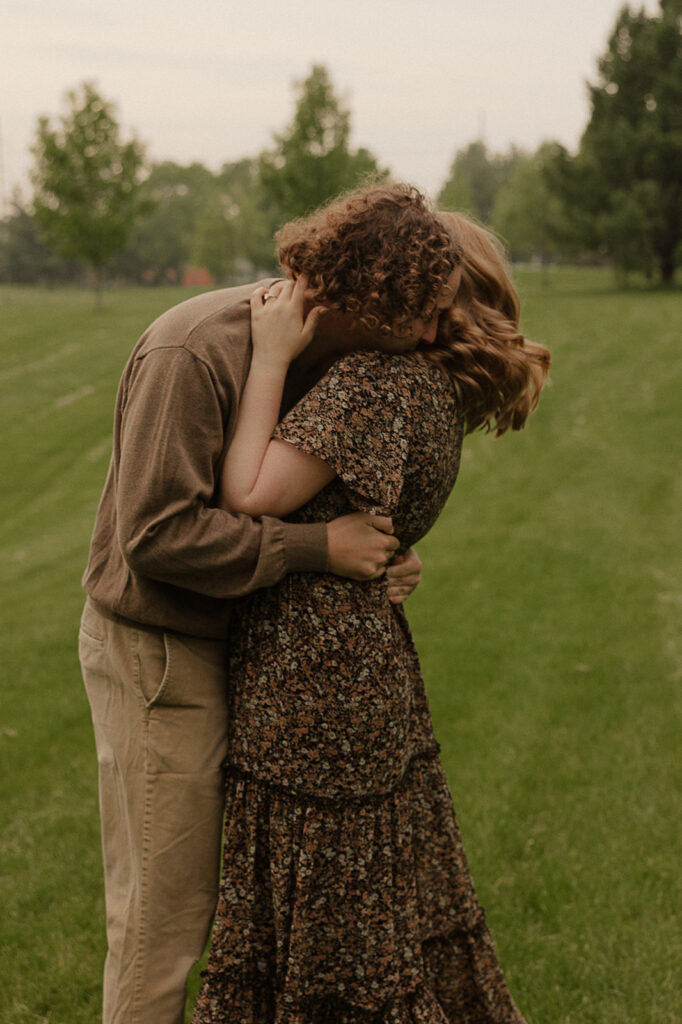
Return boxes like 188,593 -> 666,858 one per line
192,213 -> 550,1023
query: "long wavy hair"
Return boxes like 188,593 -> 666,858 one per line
424,212 -> 551,436
277,183 -> 461,337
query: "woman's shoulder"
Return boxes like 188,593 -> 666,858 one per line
319,352 -> 457,431
328,349 -> 453,395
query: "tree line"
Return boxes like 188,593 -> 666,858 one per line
1,0 -> 680,290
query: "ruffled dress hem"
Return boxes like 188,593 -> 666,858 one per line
192,754 -> 525,1024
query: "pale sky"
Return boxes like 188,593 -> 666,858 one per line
0,0 -> 662,205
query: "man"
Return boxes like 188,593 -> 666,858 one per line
79,182 -> 461,1024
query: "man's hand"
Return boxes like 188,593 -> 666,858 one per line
386,548 -> 422,605
327,512 -> 399,581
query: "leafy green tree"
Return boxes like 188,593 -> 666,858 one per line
191,193 -> 237,282
259,65 -> 387,222
114,158 -> 278,285
30,81 -> 147,302
193,159 -> 280,280
556,0 -> 682,282
492,144 -> 574,275
438,142 -> 523,223
216,159 -> 281,273
116,161 -> 216,284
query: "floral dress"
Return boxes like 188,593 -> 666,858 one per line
192,351 -> 526,1024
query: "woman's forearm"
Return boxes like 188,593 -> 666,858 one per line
220,277 -> 334,516
220,355 -> 289,511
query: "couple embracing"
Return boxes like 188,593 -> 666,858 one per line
79,183 -> 550,1023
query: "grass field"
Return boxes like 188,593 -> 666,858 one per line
0,271 -> 680,1023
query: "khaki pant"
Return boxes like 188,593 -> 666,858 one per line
79,599 -> 230,1024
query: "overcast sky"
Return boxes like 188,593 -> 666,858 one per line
0,0 -> 661,204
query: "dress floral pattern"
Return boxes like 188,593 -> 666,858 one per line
192,351 -> 525,1024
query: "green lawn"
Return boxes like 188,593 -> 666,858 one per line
0,272 -> 680,1023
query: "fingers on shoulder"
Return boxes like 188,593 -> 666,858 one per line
250,286 -> 269,311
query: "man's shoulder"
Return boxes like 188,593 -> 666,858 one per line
135,278 -> 279,365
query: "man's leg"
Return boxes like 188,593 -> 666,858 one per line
79,599 -> 229,1024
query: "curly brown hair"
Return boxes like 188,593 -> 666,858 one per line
276,183 -> 462,337
423,212 -> 551,436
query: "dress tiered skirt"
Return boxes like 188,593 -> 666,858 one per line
192,749 -> 525,1024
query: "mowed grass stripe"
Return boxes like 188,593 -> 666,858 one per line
0,272 -> 680,1023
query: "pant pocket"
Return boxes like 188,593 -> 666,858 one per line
144,633 -> 229,775
131,627 -> 171,708
79,599 -> 106,647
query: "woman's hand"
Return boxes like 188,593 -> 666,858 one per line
250,276 -> 325,368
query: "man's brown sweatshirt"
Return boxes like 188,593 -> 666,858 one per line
82,282 -> 327,639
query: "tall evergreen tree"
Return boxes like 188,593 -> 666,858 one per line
0,193 -> 79,284
557,0 -> 682,282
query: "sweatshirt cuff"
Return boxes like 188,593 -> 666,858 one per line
281,521 -> 328,574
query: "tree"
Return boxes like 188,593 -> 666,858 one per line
556,0 -> 682,282
193,159 -> 281,280
30,81 -> 147,303
113,158 -> 279,285
0,192 -> 80,284
492,144 -> 574,276
115,161 -> 217,284
259,65 -> 387,222
438,142 -> 523,224
217,159 -> 282,273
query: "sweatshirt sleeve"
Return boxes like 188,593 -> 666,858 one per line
116,346 -> 327,598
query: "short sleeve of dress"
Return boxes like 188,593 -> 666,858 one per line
273,351 -> 413,514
